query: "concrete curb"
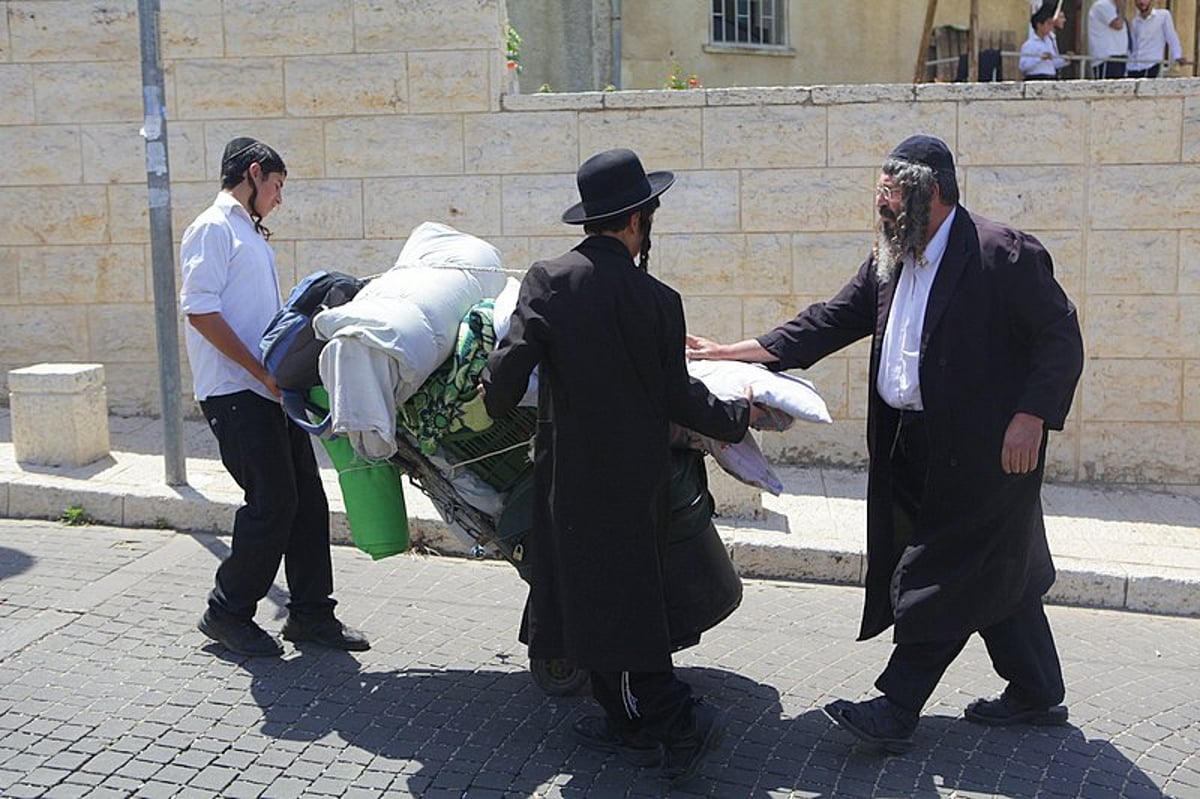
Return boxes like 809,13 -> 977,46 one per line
3,471 -> 1198,620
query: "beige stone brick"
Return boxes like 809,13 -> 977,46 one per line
1183,94 -> 1200,163
792,232 -> 870,298
0,65 -> 36,125
1090,98 -> 1182,164
704,87 -> 813,106
203,119 -> 325,180
0,3 -> 8,61
1078,422 -> 1199,483
269,180 -> 364,241
464,111 -> 578,175
577,109 -> 703,170
741,296 -> 798,340
1184,361 -> 1200,421
81,122 -> 206,186
702,106 -> 827,169
409,50 -> 492,114
17,245 -> 146,305
104,362 -> 168,415
1086,230 -> 1178,295
1089,165 -> 1200,230
0,186 -> 108,246
655,233 -> 789,296
812,84 -> 914,105
173,59 -> 284,121
33,62 -> 142,124
512,236 -> 581,269
682,296 -> 743,344
602,89 -> 706,109
296,239 -> 406,278
1082,359 -> 1182,422
9,363 -> 110,467
657,171 -> 741,234
109,181 -> 213,245
1181,232 -> 1200,294
827,103 -> 957,167
87,303 -> 156,363
764,419 -> 867,467
959,101 -> 1086,165
1084,296 -> 1200,359
9,1 -> 138,62
965,166 -> 1084,231
160,0 -> 224,59
1044,419 -> 1079,481
0,307 -> 90,363
285,54 -> 407,117
364,176 -> 502,239
0,126 -> 81,185
914,82 -> 1023,103
326,116 -> 463,178
225,0 -> 353,56
742,168 -> 873,233
353,0 -> 502,52
500,173 -> 578,236
0,249 -> 17,306
844,354 -> 874,418
1028,230 -> 1082,302
502,92 -> 606,112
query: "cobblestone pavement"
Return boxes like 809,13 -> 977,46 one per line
1,520 -> 1198,798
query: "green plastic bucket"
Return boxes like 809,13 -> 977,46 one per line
309,387 -> 410,560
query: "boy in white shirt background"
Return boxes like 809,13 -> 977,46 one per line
1022,1 -> 1070,80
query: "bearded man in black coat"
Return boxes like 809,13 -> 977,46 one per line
482,149 -> 760,782
688,134 -> 1084,754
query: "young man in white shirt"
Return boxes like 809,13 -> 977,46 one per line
1088,0 -> 1130,78
1022,1 -> 1070,80
181,137 -> 369,657
1128,0 -> 1189,78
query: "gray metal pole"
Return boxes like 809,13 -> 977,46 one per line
137,0 -> 187,486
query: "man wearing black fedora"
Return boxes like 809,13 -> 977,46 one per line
482,148 -> 758,783
689,134 -> 1084,754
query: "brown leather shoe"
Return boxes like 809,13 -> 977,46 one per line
281,616 -> 370,651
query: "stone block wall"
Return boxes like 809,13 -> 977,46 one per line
1,1 -> 1198,485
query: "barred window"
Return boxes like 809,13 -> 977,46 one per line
711,0 -> 785,47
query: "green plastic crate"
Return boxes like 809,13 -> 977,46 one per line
440,408 -> 536,492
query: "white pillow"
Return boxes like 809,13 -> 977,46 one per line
687,360 -> 832,424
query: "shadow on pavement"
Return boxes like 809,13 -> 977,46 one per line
231,649 -> 1167,797
0,546 -> 34,581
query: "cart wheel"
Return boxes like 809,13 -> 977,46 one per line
529,658 -> 589,696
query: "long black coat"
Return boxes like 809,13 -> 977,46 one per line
758,208 -> 1084,644
482,236 -> 749,672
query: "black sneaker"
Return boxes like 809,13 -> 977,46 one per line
197,610 -> 283,657
661,700 -> 727,785
571,716 -> 662,767
281,616 -> 370,651
964,694 -> 1069,727
823,695 -> 918,754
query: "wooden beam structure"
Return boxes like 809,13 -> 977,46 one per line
968,0 -> 980,82
914,0 -> 939,83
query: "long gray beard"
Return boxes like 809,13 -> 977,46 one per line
873,227 -> 903,283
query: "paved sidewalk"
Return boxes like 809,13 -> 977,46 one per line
1,519 -> 1198,798
1,410 -> 1199,617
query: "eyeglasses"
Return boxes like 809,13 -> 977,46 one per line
875,184 -> 899,201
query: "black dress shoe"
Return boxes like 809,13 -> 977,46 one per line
661,700 -> 727,785
964,694 -> 1069,727
823,695 -> 918,754
281,616 -> 371,651
198,610 -> 283,657
571,716 -> 662,767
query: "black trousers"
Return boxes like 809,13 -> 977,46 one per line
589,669 -> 693,743
200,390 -> 335,621
1093,60 -> 1127,79
879,410 -> 1064,714
1127,65 -> 1161,79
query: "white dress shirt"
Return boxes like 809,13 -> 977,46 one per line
179,192 -> 282,402
1088,0 -> 1129,62
1021,32 -> 1069,77
1129,9 -> 1184,71
876,207 -> 957,411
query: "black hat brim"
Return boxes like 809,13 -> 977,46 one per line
561,171 -> 676,225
